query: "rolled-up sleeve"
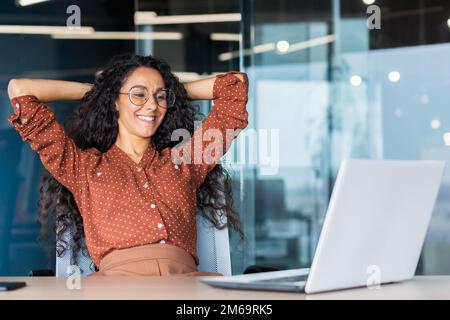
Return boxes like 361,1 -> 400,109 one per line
173,71 -> 249,188
8,95 -> 95,196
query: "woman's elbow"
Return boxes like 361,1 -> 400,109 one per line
7,78 -> 29,99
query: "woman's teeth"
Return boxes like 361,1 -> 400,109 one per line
137,115 -> 156,122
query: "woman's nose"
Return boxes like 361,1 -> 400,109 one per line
144,99 -> 158,111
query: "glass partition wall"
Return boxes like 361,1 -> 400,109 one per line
244,0 -> 450,275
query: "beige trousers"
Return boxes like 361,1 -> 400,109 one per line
88,243 -> 223,277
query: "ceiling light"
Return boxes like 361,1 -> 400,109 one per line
17,0 -> 49,6
431,119 -> 441,129
276,40 -> 290,52
52,31 -> 183,40
210,33 -> 241,41
350,75 -> 362,86
388,71 -> 401,82
135,12 -> 241,25
0,25 -> 94,35
420,95 -> 429,104
218,34 -> 335,61
443,133 -> 450,146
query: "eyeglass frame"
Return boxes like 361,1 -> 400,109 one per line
119,85 -> 175,109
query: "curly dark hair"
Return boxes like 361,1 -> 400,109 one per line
37,53 -> 246,271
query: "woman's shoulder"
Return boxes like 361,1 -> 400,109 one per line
80,146 -> 103,163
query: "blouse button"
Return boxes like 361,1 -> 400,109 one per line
150,203 -> 156,209
174,164 -> 179,170
143,182 -> 149,189
157,223 -> 163,229
159,240 -> 166,244
96,172 -> 102,176
15,103 -> 20,109
137,167 -> 143,172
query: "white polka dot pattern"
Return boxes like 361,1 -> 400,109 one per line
7,71 -> 249,268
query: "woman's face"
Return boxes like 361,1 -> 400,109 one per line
115,66 -> 168,139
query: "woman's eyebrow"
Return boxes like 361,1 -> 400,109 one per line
131,84 -> 165,91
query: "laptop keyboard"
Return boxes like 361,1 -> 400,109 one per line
253,274 -> 308,283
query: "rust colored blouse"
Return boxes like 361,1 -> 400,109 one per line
8,71 -> 249,267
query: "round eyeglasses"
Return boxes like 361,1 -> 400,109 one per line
119,85 -> 175,109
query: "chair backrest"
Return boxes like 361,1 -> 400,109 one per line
56,213 -> 232,277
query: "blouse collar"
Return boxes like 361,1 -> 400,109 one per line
110,139 -> 156,169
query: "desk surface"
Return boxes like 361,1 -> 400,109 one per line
1,276 -> 449,300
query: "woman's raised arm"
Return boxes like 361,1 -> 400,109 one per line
6,79 -> 98,198
174,71 -> 249,188
7,78 -> 92,103
183,73 -> 245,101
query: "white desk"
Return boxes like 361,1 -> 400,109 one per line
0,276 -> 449,300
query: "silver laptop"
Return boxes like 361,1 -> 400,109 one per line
199,159 -> 445,294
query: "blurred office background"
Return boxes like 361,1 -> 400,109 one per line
1,0 -> 450,276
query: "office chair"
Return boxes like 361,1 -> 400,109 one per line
55,213 -> 232,277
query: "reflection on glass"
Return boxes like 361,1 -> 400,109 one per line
245,0 -> 450,275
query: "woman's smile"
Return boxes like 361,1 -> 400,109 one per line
136,113 -> 158,124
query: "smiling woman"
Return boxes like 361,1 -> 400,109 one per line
6,53 -> 249,276
113,67 -> 171,162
